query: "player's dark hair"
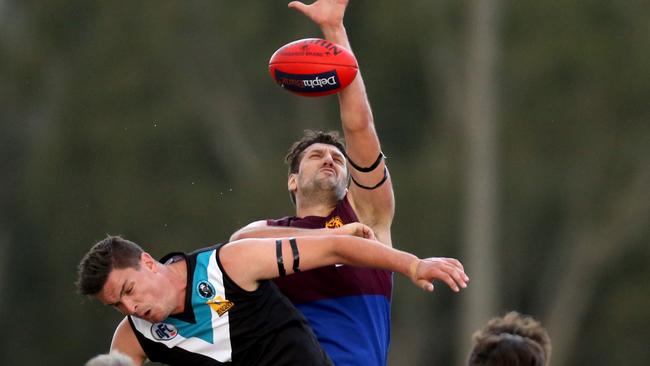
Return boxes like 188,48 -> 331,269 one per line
467,312 -> 551,366
285,130 -> 347,204
286,130 -> 347,174
76,235 -> 143,296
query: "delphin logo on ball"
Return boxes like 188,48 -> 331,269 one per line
275,70 -> 340,94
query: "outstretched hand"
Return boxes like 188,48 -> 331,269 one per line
288,0 -> 348,29
409,257 -> 469,293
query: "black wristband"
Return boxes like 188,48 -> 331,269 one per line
276,239 -> 286,277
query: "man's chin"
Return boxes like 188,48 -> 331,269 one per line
317,182 -> 345,195
300,178 -> 346,200
146,310 -> 167,323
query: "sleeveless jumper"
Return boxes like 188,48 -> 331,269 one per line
128,244 -> 332,365
270,195 -> 393,366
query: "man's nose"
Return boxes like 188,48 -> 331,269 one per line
322,153 -> 335,165
122,299 -> 138,315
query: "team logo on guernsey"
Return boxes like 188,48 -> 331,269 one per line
150,323 -> 178,341
207,295 -> 234,317
197,280 -> 216,299
325,216 -> 344,228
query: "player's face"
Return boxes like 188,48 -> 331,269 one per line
96,254 -> 174,323
294,143 -> 347,199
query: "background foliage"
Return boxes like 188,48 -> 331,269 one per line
1,1 -> 648,365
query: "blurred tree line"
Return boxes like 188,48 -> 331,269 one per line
1,1 -> 648,365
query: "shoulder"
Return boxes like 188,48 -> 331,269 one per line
249,219 -> 271,227
113,317 -> 135,341
111,317 -> 146,365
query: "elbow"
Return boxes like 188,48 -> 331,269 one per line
342,113 -> 374,133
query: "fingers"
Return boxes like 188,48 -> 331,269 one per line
343,223 -> 375,240
339,223 -> 367,238
362,225 -> 376,240
416,279 -> 434,292
441,260 -> 469,291
443,257 -> 470,283
451,266 -> 469,288
434,257 -> 469,283
416,258 -> 469,293
443,271 -> 465,292
445,257 -> 465,272
361,226 -> 370,239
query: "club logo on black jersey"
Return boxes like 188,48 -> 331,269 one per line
207,295 -> 234,317
151,323 -> 178,341
197,281 -> 215,299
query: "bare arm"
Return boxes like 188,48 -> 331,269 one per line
229,220 -> 374,242
110,317 -> 147,366
220,235 -> 468,292
289,0 -> 395,241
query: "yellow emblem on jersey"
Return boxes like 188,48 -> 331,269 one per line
207,295 -> 234,317
325,216 -> 344,228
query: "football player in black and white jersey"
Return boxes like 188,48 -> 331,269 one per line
76,223 -> 468,366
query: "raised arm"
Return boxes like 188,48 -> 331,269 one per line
220,235 -> 469,293
289,0 -> 394,242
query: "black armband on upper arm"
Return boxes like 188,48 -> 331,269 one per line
347,152 -> 389,190
351,166 -> 389,190
276,239 -> 286,277
289,238 -> 300,273
347,152 -> 385,172
277,238 -> 300,276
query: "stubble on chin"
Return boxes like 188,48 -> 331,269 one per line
298,176 -> 343,204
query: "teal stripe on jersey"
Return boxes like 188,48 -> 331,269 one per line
166,250 -> 215,344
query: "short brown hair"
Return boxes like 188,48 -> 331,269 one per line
468,311 -> 551,366
76,235 -> 143,296
285,130 -> 347,204
285,130 -> 347,175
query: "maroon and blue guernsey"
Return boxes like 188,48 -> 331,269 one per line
270,195 -> 393,366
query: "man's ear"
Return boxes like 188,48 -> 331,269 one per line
288,174 -> 297,194
140,252 -> 157,272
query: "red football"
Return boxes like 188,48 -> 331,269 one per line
269,38 -> 358,97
